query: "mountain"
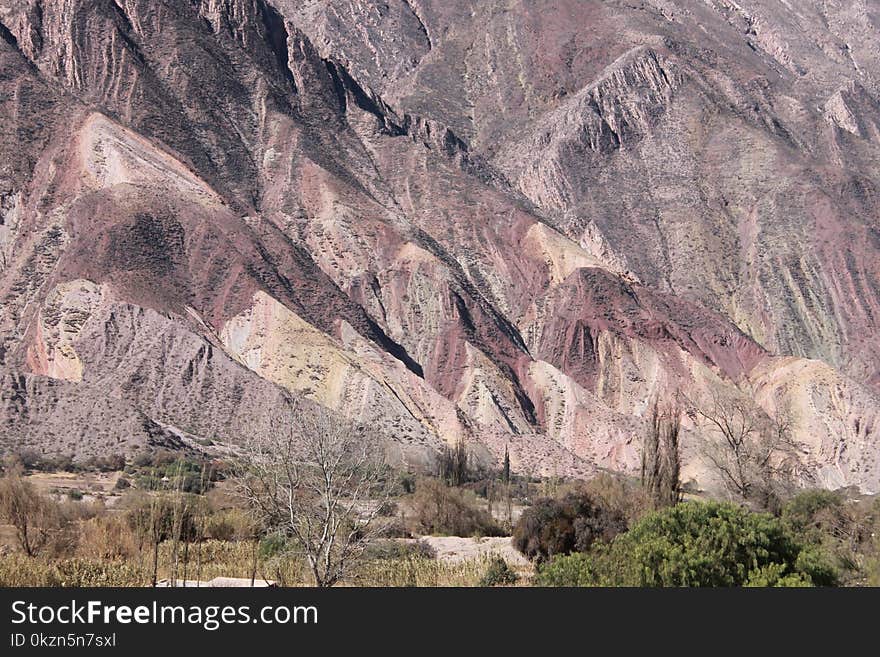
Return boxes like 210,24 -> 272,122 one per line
1,0 -> 879,494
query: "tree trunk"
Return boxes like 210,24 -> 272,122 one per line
250,540 -> 258,587
151,538 -> 159,587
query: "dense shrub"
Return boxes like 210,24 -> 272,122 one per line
40,454 -> 75,472
536,501 -> 838,587
411,478 -> 502,537
76,515 -> 139,560
259,532 -> 292,559
5,451 -> 78,473
584,473 -> 650,523
377,515 -> 412,538
479,556 -> 518,587
396,472 -> 417,495
782,489 -> 880,585
363,539 -> 437,561
782,489 -> 845,536
201,508 -> 254,542
132,457 -> 217,494
86,453 -> 127,472
513,490 -> 627,562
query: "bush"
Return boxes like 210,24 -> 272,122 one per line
132,457 -> 217,494
87,453 -> 126,472
513,490 -> 627,562
202,508 -> 254,541
781,489 -> 880,585
536,501 -> 838,587
584,473 -> 650,523
259,533 -> 292,560
41,454 -> 75,472
397,472 -> 416,495
782,489 -> 844,536
363,539 -> 437,561
76,515 -> 139,560
534,552 -> 597,586
479,556 -> 518,587
411,478 -> 503,537
378,516 -> 412,538
12,449 -> 42,470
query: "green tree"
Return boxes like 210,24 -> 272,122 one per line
439,438 -> 469,487
536,501 -> 838,587
480,556 -> 518,587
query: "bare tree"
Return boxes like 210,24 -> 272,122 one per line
691,391 -> 795,511
0,460 -> 61,557
641,401 -> 682,508
237,402 -> 391,587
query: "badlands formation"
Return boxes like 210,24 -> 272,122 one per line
1,1 -> 879,493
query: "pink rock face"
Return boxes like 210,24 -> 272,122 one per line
1,0 -> 879,493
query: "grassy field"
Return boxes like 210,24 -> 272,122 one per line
0,538 -> 533,587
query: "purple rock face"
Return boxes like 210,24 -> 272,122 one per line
1,0 -> 879,492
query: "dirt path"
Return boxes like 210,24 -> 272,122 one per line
412,536 -> 530,566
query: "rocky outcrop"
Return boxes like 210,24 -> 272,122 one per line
495,47 -> 680,211
1,0 -> 879,492
0,369 -> 186,463
823,81 -> 880,142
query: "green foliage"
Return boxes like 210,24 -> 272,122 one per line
131,457 -> 216,494
363,539 -> 437,561
744,563 -> 812,587
479,556 -> 518,587
533,552 -> 597,587
438,439 -> 470,486
396,471 -> 417,495
782,489 -> 844,535
536,501 -> 838,587
259,533 -> 292,559
781,489 -> 880,585
513,490 -> 627,562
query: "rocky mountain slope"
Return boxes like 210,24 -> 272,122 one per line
1,0 -> 879,493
